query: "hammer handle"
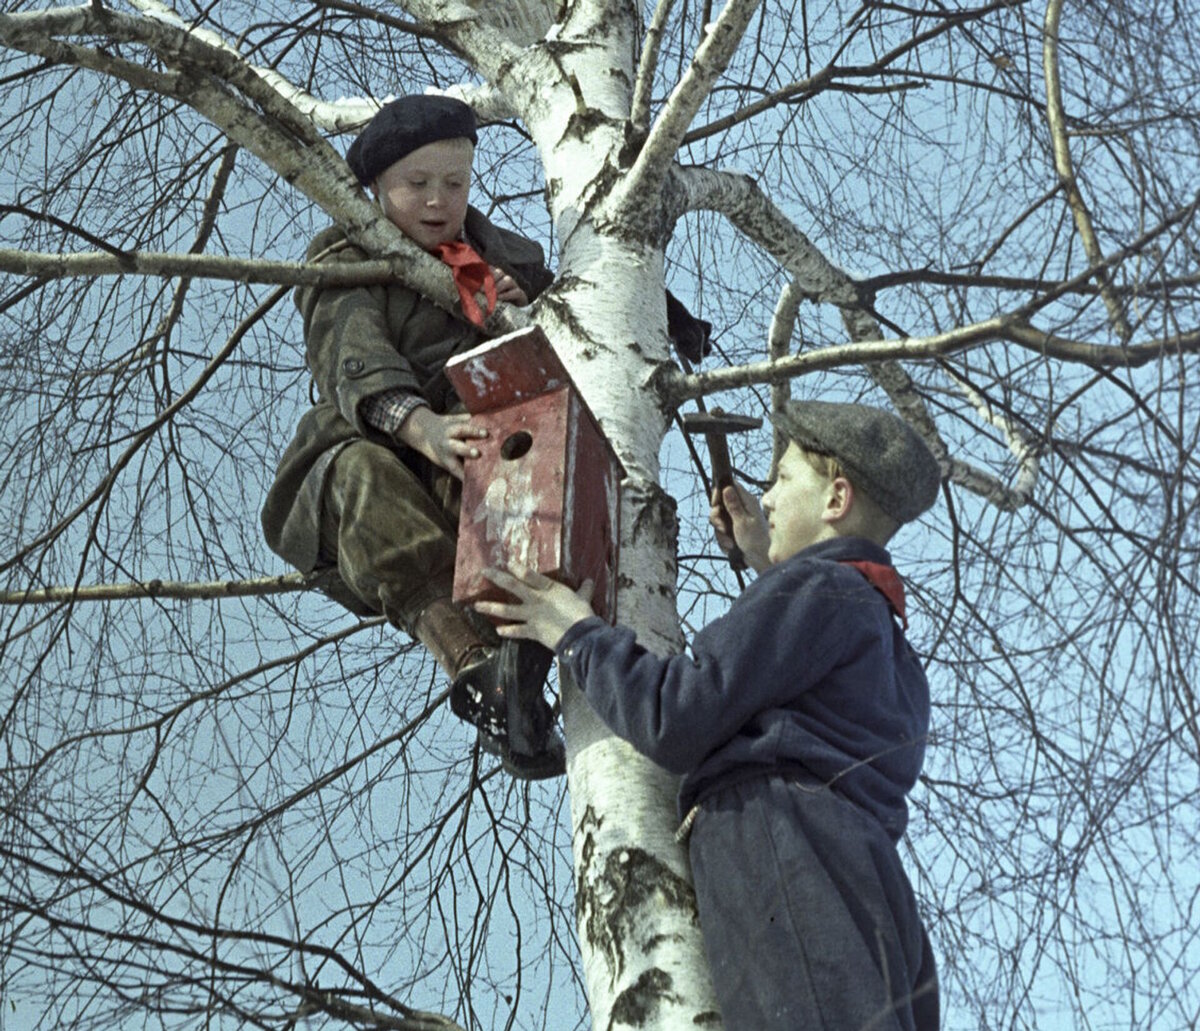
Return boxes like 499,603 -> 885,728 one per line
706,432 -> 747,571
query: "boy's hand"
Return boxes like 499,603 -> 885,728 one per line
491,266 -> 529,307
474,568 -> 595,651
397,407 -> 487,479
710,484 -> 771,573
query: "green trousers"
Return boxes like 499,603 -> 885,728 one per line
317,439 -> 460,633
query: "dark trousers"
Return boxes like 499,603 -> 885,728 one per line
688,775 -> 939,1031
317,439 -> 460,631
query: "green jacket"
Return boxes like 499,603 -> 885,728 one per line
261,207 -> 553,574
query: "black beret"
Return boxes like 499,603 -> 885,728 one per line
346,95 -> 478,186
773,400 -> 941,525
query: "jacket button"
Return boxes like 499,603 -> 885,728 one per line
342,358 -> 364,374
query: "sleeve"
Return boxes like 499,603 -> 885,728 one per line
555,566 -> 849,772
466,210 -> 555,303
294,230 -> 424,435
516,259 -> 554,302
360,388 -> 429,439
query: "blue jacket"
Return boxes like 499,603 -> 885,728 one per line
556,536 -> 929,841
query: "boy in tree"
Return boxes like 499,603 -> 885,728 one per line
261,95 -> 563,777
478,400 -> 942,1028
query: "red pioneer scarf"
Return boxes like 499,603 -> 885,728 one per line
434,240 -> 497,327
840,560 -> 908,630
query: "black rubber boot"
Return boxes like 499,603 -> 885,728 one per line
497,639 -> 556,757
478,727 -> 566,781
449,640 -> 564,780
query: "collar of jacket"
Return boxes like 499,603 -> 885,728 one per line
791,535 -> 894,567
783,537 -> 908,629
463,206 -> 545,267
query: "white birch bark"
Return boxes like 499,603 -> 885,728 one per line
454,4 -> 728,1023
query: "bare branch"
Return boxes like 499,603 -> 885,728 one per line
672,163 -> 860,303
767,280 -> 803,470
306,0 -> 448,42
631,0 -> 677,132
125,0 -> 383,132
1042,0 -> 1132,339
665,317 -> 1200,402
0,571 -> 322,605
681,0 -> 1029,144
0,284 -> 290,578
946,372 -> 1040,505
0,247 -> 516,289
613,0 -> 762,218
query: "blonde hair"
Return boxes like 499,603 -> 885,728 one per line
795,447 -> 900,545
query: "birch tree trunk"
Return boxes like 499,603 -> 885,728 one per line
464,3 -> 732,1022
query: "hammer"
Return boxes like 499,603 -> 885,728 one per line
680,408 -> 763,570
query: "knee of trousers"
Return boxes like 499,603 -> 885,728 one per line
319,440 -> 458,624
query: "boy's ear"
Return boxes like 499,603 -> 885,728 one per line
823,476 -> 854,524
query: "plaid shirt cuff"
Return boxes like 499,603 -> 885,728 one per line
360,388 -> 429,440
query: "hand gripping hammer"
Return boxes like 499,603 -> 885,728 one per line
680,408 -> 762,570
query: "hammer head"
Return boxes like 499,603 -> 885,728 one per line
679,410 -> 763,437
679,407 -> 762,491
680,408 -> 762,573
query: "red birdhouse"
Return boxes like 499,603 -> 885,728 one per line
445,326 -> 622,622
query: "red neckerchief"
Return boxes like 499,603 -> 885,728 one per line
433,240 -> 497,327
840,560 -> 908,630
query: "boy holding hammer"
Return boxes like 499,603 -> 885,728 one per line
478,400 -> 942,1029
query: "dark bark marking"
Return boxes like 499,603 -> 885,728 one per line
609,968 -> 678,1028
576,841 -> 698,984
626,480 -> 678,546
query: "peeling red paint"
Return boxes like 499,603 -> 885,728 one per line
447,326 -> 621,621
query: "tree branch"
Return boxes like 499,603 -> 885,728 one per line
305,0 -> 448,43
125,0 -> 384,133
672,163 -> 862,303
1042,0 -> 1131,340
0,285 -> 289,578
612,0 -> 762,218
0,247 -> 515,289
860,265 -> 1200,300
631,0 -> 677,132
664,317 -> 1200,402
0,571 -> 326,605
2,830 -> 463,1031
680,0 -> 1028,144
135,143 -> 238,364
767,280 -> 803,470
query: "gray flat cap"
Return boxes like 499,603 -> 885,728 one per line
346,95 -> 477,186
773,400 -> 940,524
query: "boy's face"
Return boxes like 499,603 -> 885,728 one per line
374,137 -> 473,251
761,442 -> 840,564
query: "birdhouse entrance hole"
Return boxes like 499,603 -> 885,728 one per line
500,430 -> 533,460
